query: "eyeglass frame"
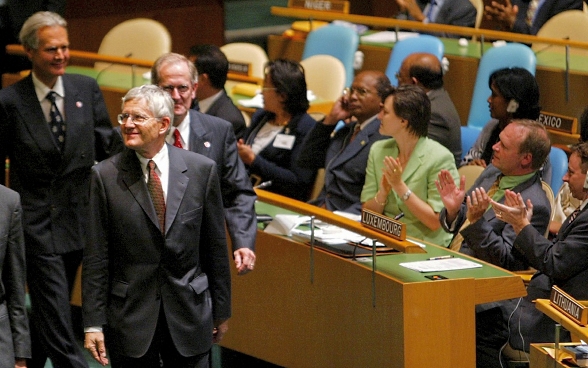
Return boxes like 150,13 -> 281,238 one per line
117,113 -> 159,126
343,86 -> 373,98
160,84 -> 191,94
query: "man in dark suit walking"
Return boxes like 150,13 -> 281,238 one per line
83,85 -> 231,367
0,11 -> 115,368
0,185 -> 30,368
151,53 -> 257,275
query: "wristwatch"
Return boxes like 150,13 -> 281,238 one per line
400,189 -> 412,202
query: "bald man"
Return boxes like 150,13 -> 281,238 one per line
396,52 -> 462,166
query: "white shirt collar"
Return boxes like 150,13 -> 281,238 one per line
136,143 -> 170,200
166,113 -> 191,150
32,73 -> 64,102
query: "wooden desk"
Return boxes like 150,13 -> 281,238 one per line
536,299 -> 588,342
220,190 -> 526,368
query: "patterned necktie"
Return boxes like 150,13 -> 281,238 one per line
46,91 -> 66,151
526,0 -> 539,26
147,160 -> 166,235
348,124 -> 361,144
567,206 -> 581,225
173,129 -> 183,149
448,177 -> 501,250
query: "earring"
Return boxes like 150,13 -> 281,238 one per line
507,99 -> 519,113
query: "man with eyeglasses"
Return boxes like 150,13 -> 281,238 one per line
83,84 -> 231,368
150,53 -> 257,275
0,11 -> 117,368
298,71 -> 391,214
396,52 -> 461,166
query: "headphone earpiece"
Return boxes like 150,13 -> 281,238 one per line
507,99 -> 519,113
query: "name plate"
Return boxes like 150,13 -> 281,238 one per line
227,61 -> 251,77
539,111 -> 577,135
361,209 -> 406,241
288,0 -> 349,13
550,285 -> 588,326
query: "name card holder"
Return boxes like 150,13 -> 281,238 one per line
539,111 -> 577,135
361,209 -> 406,241
288,0 -> 349,14
550,285 -> 588,326
227,61 -> 252,77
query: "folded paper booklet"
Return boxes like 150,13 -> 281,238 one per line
399,258 -> 482,272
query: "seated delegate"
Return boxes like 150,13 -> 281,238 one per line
394,0 -> 477,37
361,84 -> 459,246
237,59 -> 316,201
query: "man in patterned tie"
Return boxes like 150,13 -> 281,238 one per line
83,85 -> 231,367
477,142 -> 588,367
437,119 -> 551,271
484,0 -> 582,35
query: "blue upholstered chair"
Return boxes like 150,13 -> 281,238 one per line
302,24 -> 359,87
385,35 -> 444,87
548,146 -> 568,194
460,126 -> 481,161
466,43 -> 536,130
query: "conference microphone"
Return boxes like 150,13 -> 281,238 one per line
254,180 -> 272,189
96,52 -> 133,83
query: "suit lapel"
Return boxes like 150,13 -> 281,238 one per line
188,111 -> 212,157
329,119 -> 379,170
62,75 -> 84,157
165,146 -> 189,235
400,137 -> 426,183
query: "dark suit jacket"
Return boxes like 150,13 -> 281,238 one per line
243,110 -> 316,201
0,74 -> 115,256
83,145 -> 231,358
0,185 -> 30,364
298,118 -> 387,214
203,90 -> 247,140
511,0 -> 583,35
440,165 -> 550,271
187,110 -> 256,251
428,88 -> 462,167
506,204 -> 588,351
433,0 -> 477,27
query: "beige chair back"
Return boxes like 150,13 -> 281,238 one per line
457,165 -> 485,190
220,43 -> 269,80
541,181 -> 555,238
533,10 -> 588,56
468,0 -> 484,29
300,55 -> 346,102
95,18 -> 171,75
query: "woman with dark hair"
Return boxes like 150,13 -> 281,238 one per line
237,59 -> 316,200
361,85 -> 459,246
461,67 -> 541,167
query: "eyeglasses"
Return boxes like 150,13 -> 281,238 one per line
160,84 -> 190,94
344,87 -> 372,98
117,113 -> 157,125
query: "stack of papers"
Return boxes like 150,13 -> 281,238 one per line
399,258 -> 482,272
360,31 -> 419,44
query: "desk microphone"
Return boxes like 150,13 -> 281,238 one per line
96,52 -> 133,83
254,180 -> 272,189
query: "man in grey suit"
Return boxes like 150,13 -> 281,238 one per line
437,119 -> 551,270
0,12 -> 115,368
151,53 -> 256,274
298,71 -> 390,214
396,52 -> 462,166
0,185 -> 30,368
188,44 -> 246,139
481,141 -> 588,367
395,0 -> 477,37
83,85 -> 231,367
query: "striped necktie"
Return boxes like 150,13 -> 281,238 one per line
526,0 -> 539,26
147,160 -> 166,235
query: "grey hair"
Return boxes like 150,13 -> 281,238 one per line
151,52 -> 198,85
19,11 -> 67,50
121,85 -> 174,125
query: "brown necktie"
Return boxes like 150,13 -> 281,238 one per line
567,206 -> 581,225
173,129 -> 183,149
46,91 -> 66,151
147,160 -> 166,235
348,124 -> 361,144
448,177 -> 501,250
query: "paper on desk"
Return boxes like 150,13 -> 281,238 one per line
399,258 -> 482,272
238,91 -> 316,109
264,215 -> 311,235
360,31 -> 419,44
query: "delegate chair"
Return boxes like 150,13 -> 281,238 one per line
385,35 -> 444,87
548,146 -> 569,195
220,42 -> 269,80
457,165 -> 485,190
466,43 -> 536,130
95,18 -> 171,75
300,55 -> 346,102
460,126 -> 481,161
468,0 -> 484,30
302,24 -> 359,87
533,11 -> 588,57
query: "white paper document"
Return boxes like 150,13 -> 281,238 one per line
360,31 -> 419,44
399,258 -> 482,272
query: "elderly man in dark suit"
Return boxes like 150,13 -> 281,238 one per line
83,85 -> 231,368
0,185 -> 30,368
478,141 -> 588,367
0,11 -> 115,368
151,52 -> 257,275
298,71 -> 390,215
188,44 -> 247,139
396,52 -> 462,166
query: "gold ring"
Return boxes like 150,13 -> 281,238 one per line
393,169 -> 397,173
